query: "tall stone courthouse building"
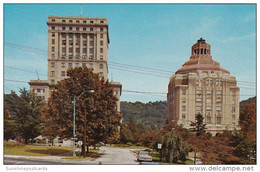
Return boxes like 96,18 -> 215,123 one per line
167,38 -> 239,135
29,16 -> 122,111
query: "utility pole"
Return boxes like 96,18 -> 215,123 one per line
72,97 -> 76,158
83,101 -> 87,158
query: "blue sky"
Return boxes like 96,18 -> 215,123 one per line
4,4 -> 256,103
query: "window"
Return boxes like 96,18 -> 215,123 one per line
52,47 -> 55,52
201,48 -> 203,54
196,98 -> 202,102
100,21 -> 104,23
232,114 -> 236,121
69,63 -> 73,68
75,63 -> 79,67
51,79 -> 55,85
83,20 -> 87,23
52,33 -> 55,37
51,54 -> 55,59
182,105 -> 186,111
99,72 -> 103,77
51,71 -> 55,76
99,64 -> 103,69
204,49 -> 206,54
196,106 -> 201,111
206,90 -> 211,95
182,89 -> 186,95
232,107 -> 236,113
206,99 -> 211,104
100,55 -> 103,60
37,89 -> 41,93
90,28 -> 93,31
216,80 -> 219,86
100,34 -> 103,38
69,27 -> 72,31
52,26 -> 55,30
100,41 -> 103,46
216,98 -> 221,103
62,27 -> 65,30
100,48 -> 103,53
76,20 -> 79,23
52,19 -> 55,22
216,106 -> 222,111
207,115 -> 212,124
61,71 -> 65,76
196,90 -> 202,94
69,20 -> 73,23
100,28 -> 103,31
206,106 -> 212,111
182,98 -> 186,104
90,20 -> 94,23
62,20 -> 66,23
83,28 -> 86,31
52,39 -> 55,44
216,116 -> 222,124
89,63 -> 93,69
182,114 -> 186,119
90,48 -> 94,53
90,41 -> 94,46
51,62 -> 55,68
82,63 -> 86,67
217,90 -> 222,95
76,27 -> 79,31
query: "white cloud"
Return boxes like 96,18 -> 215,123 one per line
218,32 -> 255,43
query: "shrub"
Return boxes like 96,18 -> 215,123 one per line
4,140 -> 24,148
126,142 -> 133,146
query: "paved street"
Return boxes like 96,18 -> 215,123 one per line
94,147 -> 139,165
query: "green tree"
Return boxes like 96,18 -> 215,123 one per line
119,124 -> 134,144
162,131 -> 189,163
45,67 -> 121,153
190,113 -> 207,136
4,89 -> 44,144
4,108 -> 18,140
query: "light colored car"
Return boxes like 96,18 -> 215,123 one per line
137,151 -> 153,162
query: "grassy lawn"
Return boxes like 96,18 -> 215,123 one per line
63,149 -> 103,160
4,144 -> 103,160
4,145 -> 73,156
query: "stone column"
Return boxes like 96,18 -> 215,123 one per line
87,34 -> 89,59
80,33 -> 83,58
59,33 -> 62,58
66,33 -> 69,59
73,33 -> 76,58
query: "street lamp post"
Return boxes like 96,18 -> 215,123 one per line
72,89 -> 94,158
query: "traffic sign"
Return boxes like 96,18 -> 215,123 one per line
158,143 -> 162,149
71,137 -> 78,141
78,141 -> 83,146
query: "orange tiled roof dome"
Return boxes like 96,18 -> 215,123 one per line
176,38 -> 230,74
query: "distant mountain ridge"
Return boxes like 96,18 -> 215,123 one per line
121,96 -> 256,129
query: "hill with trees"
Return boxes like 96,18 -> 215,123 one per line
120,101 -> 167,130
121,96 -> 256,130
240,96 -> 256,111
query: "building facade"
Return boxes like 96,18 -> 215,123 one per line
29,16 -> 121,111
167,38 -> 240,135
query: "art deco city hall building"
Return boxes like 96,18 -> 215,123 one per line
29,16 -> 122,111
167,38 -> 239,135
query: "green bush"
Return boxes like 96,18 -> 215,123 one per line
126,142 -> 133,146
4,141 -> 24,148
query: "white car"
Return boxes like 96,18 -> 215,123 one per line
137,151 -> 153,162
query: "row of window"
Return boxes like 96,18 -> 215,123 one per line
33,88 -> 45,93
192,48 -> 210,55
51,26 -> 105,32
50,19 -> 105,24
51,62 -> 104,69
52,33 -> 104,39
196,79 -> 223,87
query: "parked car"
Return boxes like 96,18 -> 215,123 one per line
137,151 -> 153,162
